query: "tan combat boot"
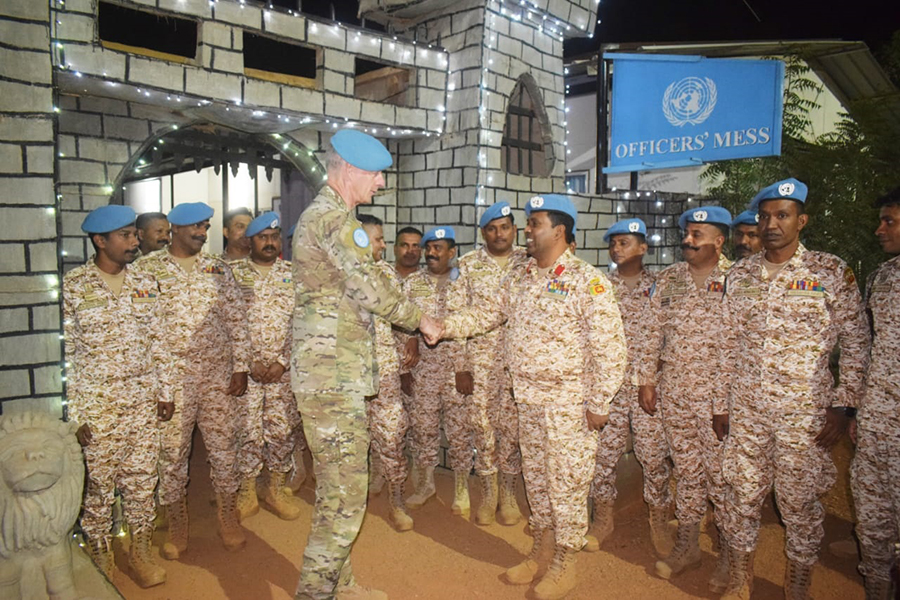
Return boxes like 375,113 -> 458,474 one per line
475,473 -> 498,526
585,500 -> 614,552
497,472 -> 523,526
128,527 -> 166,588
388,480 -> 414,532
161,497 -> 188,560
708,548 -> 730,593
505,527 -> 555,585
784,559 -> 813,600
451,470 -> 470,517
262,471 -> 302,520
286,445 -> 308,495
533,545 -> 578,600
236,476 -> 259,520
216,491 -> 247,551
864,576 -> 892,600
721,546 -> 754,600
648,504 -> 674,557
369,452 -> 385,496
406,463 -> 435,509
654,521 -> 702,579
86,535 -> 115,579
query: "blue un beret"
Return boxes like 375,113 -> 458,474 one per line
246,211 -> 281,238
678,206 -> 733,230
422,226 -> 456,245
479,201 -> 513,229
604,218 -> 647,242
331,129 -> 393,172
525,194 -> 578,234
168,202 -> 214,226
731,209 -> 759,228
81,205 -> 136,234
749,178 -> 808,211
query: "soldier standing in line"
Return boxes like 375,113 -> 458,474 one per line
291,129 -> 439,600
851,187 -> 900,600
134,201 -> 251,559
454,201 -> 528,526
638,206 -> 734,589
394,226 -> 423,279
221,207 -> 253,262
588,218 -> 673,557
716,179 -> 870,600
135,211 -> 170,257
441,195 -> 626,600
731,209 -> 762,261
232,212 -> 303,522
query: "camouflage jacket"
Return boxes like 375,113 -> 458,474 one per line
859,254 -> 900,429
405,267 -> 468,372
231,257 -> 293,369
373,261 -> 405,378
607,268 -> 656,387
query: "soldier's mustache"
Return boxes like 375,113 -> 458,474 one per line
425,255 -> 438,261
681,244 -> 700,252
263,246 -> 276,252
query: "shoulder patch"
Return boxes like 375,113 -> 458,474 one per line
588,277 -> 606,296
843,266 -> 856,286
353,227 -> 370,248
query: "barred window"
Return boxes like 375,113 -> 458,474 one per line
501,75 -> 553,177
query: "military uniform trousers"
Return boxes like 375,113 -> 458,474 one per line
723,393 -> 836,565
158,357 -> 241,504
295,393 -> 369,600
366,368 -> 409,484
80,374 -> 159,539
237,374 -> 302,478
592,383 -> 670,508
518,400 -> 597,550
470,347 -> 521,477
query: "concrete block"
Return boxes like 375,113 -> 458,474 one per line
436,205 -> 460,222
264,11 -> 306,40
510,21 -> 534,47
26,145 -> 54,174
78,96 -> 128,116
129,57 -> 185,91
244,79 -> 281,109
214,1 -> 261,30
438,168 -> 463,187
1,396 -> 64,418
360,100 -> 395,124
59,159 -> 106,185
212,47 -> 243,73
381,40 -> 414,66
61,237 -> 84,262
0,143 -> 24,174
64,45 -> 126,80
0,332 -> 60,365
399,154 -> 425,172
418,89 -> 445,111
394,107 -> 427,130
103,115 -> 151,141
281,86 -> 324,114
497,34 -> 522,58
33,304 -> 60,331
61,211 -> 87,237
185,68 -> 241,100
0,307 -> 29,334
62,0 -> 98,12
348,33 -> 381,60
0,0 -> 48,20
0,117 -> 53,143
452,8 -> 483,34
0,81 -> 52,113
202,21 -> 233,49
0,179 -> 55,208
158,0 -> 211,19
29,242 -> 58,272
323,70 -> 347,95
33,365 -> 62,395
0,47 -> 51,84
307,21 -> 346,52
410,207 -> 434,223
56,13 -> 94,43
426,69 -> 447,91
414,170 -> 437,188
78,138 -> 129,163
0,369 -> 31,399
0,244 -> 26,273
325,95 -> 361,120
323,49 -> 354,74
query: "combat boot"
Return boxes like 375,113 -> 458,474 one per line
161,497 -> 188,560
334,584 -> 389,599
128,527 -> 166,588
475,473 -> 498,525
784,559 -> 813,600
369,452 -> 385,496
655,521 -> 701,579
236,476 -> 259,520
86,535 -> 115,579
721,546 -> 754,600
497,472 -> 523,526
708,548 -> 730,593
261,471 -> 302,520
451,470 -> 470,517
406,463 -> 435,509
388,481 -> 414,532
216,491 -> 247,551
584,499 -> 614,553
864,576 -> 892,600
533,545 -> 578,600
648,504 -> 674,557
286,445 -> 308,495
504,527 -> 555,585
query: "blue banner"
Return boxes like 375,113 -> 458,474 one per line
604,54 -> 784,173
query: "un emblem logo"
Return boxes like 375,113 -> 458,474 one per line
662,77 -> 717,127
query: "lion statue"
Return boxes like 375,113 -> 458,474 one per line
0,411 -> 84,600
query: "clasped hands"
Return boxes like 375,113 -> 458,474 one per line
418,314 -> 444,345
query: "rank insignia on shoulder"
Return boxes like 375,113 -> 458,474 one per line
544,279 -> 570,299
203,265 -> 225,275
843,266 -> 856,286
353,227 -> 370,248
553,264 -> 565,277
587,277 -> 606,296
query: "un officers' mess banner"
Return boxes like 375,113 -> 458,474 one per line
604,54 -> 784,173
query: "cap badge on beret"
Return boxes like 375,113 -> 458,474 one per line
694,210 -> 708,222
779,182 -> 795,196
755,213 -> 760,223
435,229 -> 446,239
628,222 -> 640,233
269,218 -> 278,228
501,205 -> 511,216
353,228 -> 369,248
530,196 -> 544,208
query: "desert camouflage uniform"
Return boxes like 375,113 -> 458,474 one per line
637,254 -> 732,530
292,186 -> 422,600
455,245 -> 529,477
722,243 -> 869,564
231,257 -> 301,478
445,250 -> 626,550
852,254 -> 900,581
134,249 -> 251,503
63,262 -> 171,539
366,260 -> 411,484
592,268 -> 671,508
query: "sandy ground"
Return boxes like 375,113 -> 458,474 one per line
93,430 -> 864,600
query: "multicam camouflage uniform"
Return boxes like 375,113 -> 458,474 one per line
134,250 -> 251,503
445,250 -> 626,550
638,255 -> 732,531
63,262 -> 171,540
231,257 -> 301,479
592,268 -> 670,508
292,186 -> 422,600
455,246 -> 529,477
722,243 -> 869,564
852,254 -> 900,583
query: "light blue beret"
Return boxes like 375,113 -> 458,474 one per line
603,218 -> 646,242
422,226 -> 456,244
81,205 -> 136,234
731,209 -> 759,228
331,129 -> 393,172
479,201 -> 513,228
168,202 -> 214,226
525,194 -> 578,234
246,211 -> 280,238
749,178 -> 808,210
678,206 -> 732,230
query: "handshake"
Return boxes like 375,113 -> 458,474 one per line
418,315 -> 444,345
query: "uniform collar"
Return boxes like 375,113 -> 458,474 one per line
320,185 -> 348,213
528,248 -> 574,279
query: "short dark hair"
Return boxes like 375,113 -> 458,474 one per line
713,223 -> 730,237
483,214 -> 515,228
875,187 -> 900,208
136,212 -> 166,230
223,207 -> 253,228
425,238 -> 456,250
357,213 -> 383,227
760,198 -> 805,215
396,226 -> 423,240
546,211 -> 576,245
89,232 -> 110,254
